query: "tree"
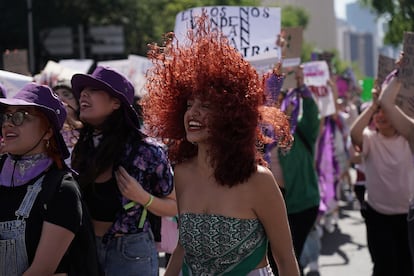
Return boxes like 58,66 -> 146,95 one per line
360,0 -> 414,45
281,5 -> 309,28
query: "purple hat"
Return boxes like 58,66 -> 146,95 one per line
0,83 -> 70,159
71,66 -> 140,130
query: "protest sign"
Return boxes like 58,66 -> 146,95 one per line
396,32 -> 414,117
0,70 -> 33,98
303,61 -> 335,117
278,27 -> 303,91
174,6 -> 281,59
281,27 -> 302,63
127,55 -> 152,97
377,55 -> 395,86
59,59 -> 94,74
361,77 -> 374,102
247,26 -> 302,84
34,60 -> 78,88
401,32 -> 414,88
281,68 -> 297,91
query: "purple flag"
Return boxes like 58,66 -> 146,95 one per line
316,117 -> 338,213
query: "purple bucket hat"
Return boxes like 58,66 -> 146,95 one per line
0,83 -> 70,159
71,66 -> 140,130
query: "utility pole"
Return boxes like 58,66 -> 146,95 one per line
27,0 -> 35,74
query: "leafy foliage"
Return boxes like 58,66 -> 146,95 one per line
281,6 -> 309,28
360,0 -> 414,45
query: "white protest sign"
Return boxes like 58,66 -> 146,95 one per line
59,59 -> 94,74
246,52 -> 280,75
0,70 -> 33,98
34,60 -> 78,88
127,55 -> 152,97
174,6 -> 281,59
97,59 -> 131,76
303,61 -> 335,117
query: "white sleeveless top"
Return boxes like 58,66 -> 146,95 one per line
363,128 -> 414,214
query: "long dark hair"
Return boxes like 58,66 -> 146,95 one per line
71,108 -> 139,189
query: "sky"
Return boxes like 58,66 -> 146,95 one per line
334,0 -> 357,19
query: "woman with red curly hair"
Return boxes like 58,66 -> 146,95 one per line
142,14 -> 299,276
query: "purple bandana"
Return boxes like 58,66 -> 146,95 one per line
1,153 -> 53,187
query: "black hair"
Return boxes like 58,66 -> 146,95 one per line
71,108 -> 141,189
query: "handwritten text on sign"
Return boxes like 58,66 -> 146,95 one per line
174,6 -> 281,59
303,61 -> 336,117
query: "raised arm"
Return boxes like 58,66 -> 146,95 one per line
350,100 -> 377,149
379,76 -> 414,149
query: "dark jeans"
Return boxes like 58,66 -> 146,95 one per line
364,203 -> 412,276
268,205 -> 319,276
353,184 -> 366,207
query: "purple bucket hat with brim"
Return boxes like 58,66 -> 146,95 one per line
0,83 -> 70,159
71,66 -> 140,130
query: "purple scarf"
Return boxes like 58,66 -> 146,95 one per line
264,73 -> 285,106
280,89 -> 300,134
316,117 -> 339,213
1,153 -> 53,187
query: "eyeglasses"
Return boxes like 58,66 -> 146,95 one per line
1,111 -> 30,126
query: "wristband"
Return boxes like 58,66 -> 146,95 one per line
138,195 -> 154,228
144,194 -> 154,208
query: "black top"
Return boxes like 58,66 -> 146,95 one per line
84,177 -> 122,222
0,170 -> 82,273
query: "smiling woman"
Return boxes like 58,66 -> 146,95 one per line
142,12 -> 298,276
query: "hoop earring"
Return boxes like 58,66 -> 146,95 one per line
46,139 -> 50,149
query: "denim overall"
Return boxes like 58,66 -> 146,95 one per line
0,176 -> 44,276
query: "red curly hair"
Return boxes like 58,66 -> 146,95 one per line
142,12 -> 292,187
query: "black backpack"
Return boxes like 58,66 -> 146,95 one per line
40,168 -> 102,276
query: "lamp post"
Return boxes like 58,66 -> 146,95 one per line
27,0 -> 35,74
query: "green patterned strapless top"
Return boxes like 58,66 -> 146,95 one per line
179,213 -> 268,276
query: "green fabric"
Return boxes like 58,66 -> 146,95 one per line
179,213 -> 267,275
182,239 -> 267,276
279,97 -> 320,214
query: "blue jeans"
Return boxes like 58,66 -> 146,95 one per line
96,231 -> 158,276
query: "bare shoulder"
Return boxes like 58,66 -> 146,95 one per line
173,159 -> 197,191
247,165 -> 279,194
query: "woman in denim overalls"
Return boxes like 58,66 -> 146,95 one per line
0,83 -> 83,275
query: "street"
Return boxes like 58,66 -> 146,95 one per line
316,201 -> 372,275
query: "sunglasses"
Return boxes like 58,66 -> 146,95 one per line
1,111 -> 30,126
